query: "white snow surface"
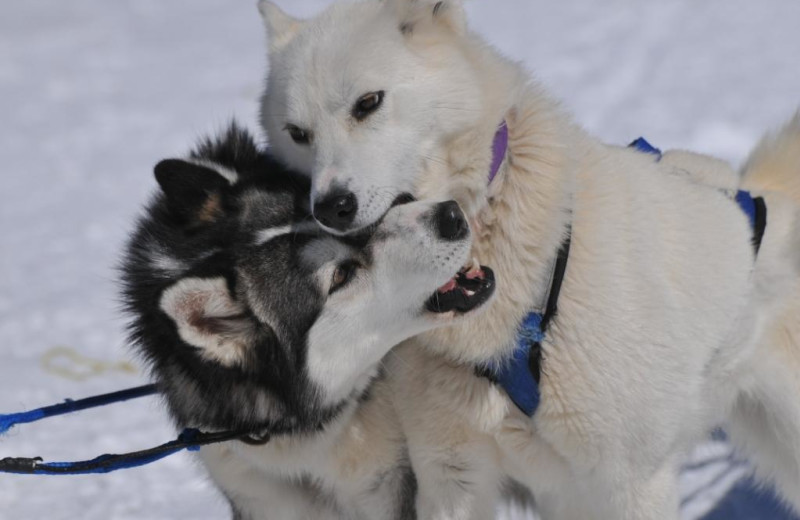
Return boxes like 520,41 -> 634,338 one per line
1,1 -> 798,519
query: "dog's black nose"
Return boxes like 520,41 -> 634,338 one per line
434,200 -> 469,241
314,190 -> 357,231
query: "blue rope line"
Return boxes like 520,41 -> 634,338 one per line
1,428 -> 249,475
0,385 -> 277,475
0,384 -> 158,435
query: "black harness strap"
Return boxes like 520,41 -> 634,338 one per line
752,196 -> 767,255
529,232 -> 571,384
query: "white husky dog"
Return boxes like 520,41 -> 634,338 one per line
258,1 -> 800,518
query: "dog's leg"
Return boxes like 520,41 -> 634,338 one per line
620,463 -> 681,520
727,394 -> 800,512
725,298 -> 800,513
348,463 -> 418,520
410,438 -> 500,520
387,345 -> 503,520
219,473 -> 340,520
535,460 -> 680,520
199,445 -> 342,520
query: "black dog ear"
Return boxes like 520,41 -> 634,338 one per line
154,159 -> 232,227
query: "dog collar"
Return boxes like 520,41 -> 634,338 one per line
478,136 -> 767,418
488,121 -> 509,184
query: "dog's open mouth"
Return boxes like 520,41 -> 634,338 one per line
426,264 -> 495,314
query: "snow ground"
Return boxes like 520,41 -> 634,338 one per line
1,1 -> 798,519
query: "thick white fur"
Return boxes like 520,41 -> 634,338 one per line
260,1 -> 800,518
200,379 -> 409,520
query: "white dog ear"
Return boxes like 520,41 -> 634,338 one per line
257,1 -> 305,52
390,0 -> 467,36
160,277 -> 256,367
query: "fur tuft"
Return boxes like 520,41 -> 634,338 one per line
742,111 -> 800,204
257,1 -> 304,52
388,0 -> 467,36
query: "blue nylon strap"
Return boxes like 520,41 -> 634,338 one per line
1,428 -> 249,475
0,384 -> 158,435
735,191 -> 758,230
629,137 -> 663,159
0,409 -> 45,436
489,313 -> 544,416
34,444 -> 189,475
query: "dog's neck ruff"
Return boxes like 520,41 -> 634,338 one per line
479,120 -> 570,416
479,137 -> 767,418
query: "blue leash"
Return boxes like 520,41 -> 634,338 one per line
0,385 -> 257,475
0,384 -> 158,436
0,428 -> 246,475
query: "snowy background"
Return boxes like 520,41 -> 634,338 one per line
1,1 -> 799,518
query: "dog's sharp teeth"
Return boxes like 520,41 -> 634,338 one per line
460,258 -> 480,275
464,258 -> 484,280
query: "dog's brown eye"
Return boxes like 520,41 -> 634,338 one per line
285,124 -> 311,145
329,262 -> 358,295
352,91 -> 385,121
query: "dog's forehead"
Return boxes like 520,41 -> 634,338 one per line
275,5 -> 407,115
235,236 -> 322,344
299,236 -> 356,270
238,186 -> 299,230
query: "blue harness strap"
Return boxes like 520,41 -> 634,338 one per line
479,233 -> 571,417
481,137 -> 767,418
488,313 -> 545,416
629,137 -> 663,159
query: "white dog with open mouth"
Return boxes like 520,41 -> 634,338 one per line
258,1 -> 800,518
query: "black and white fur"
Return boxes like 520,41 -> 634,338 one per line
121,123 -> 491,519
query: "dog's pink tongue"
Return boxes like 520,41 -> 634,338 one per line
437,278 -> 458,293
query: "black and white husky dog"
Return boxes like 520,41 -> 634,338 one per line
120,123 -> 495,519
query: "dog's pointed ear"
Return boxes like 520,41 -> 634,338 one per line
154,159 -> 232,227
258,1 -> 304,52
391,0 -> 467,37
160,277 -> 256,367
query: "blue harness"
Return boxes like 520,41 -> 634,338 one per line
483,137 -> 768,417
